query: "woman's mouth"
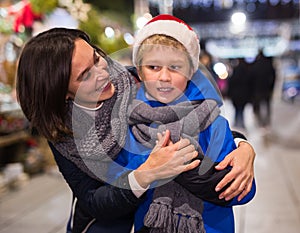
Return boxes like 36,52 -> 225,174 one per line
96,81 -> 111,93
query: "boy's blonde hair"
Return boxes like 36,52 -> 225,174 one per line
136,34 -> 193,73
132,14 -> 200,73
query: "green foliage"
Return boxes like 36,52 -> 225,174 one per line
28,0 -> 133,54
78,8 -> 103,46
79,7 -> 131,54
0,18 -> 13,34
29,0 -> 58,14
84,0 -> 133,25
99,33 -> 128,55
82,0 -> 134,54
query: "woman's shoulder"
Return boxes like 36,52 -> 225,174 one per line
126,66 -> 141,83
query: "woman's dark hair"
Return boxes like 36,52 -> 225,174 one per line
16,28 -> 106,141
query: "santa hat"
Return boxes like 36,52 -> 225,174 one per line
132,14 -> 200,73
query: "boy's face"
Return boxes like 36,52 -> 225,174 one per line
139,45 -> 192,104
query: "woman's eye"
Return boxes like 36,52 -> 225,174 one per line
82,71 -> 91,81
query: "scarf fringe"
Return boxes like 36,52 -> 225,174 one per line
144,197 -> 173,231
144,198 -> 205,233
174,203 -> 205,233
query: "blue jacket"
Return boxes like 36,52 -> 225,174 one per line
115,69 -> 256,233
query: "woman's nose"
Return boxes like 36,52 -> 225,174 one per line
158,67 -> 171,82
95,60 -> 108,79
92,62 -> 107,79
96,68 -> 109,81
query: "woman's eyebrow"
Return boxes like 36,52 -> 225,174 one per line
93,49 -> 101,64
93,49 -> 97,62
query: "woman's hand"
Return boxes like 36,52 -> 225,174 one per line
214,141 -> 256,201
134,130 -> 200,188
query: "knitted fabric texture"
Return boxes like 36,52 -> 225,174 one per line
128,98 -> 220,154
144,182 -> 205,233
53,58 -> 136,181
128,98 -> 220,233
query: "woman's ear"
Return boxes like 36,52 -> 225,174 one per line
65,93 -> 72,102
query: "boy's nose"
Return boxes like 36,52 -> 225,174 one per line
158,67 -> 171,82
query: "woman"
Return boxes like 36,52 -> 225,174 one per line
16,28 -> 255,233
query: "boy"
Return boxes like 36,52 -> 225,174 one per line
114,14 -> 256,233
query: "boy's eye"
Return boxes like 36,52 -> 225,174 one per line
169,65 -> 181,70
146,65 -> 161,71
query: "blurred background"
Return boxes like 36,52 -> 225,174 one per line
0,0 -> 299,232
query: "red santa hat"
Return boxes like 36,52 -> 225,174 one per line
132,14 -> 200,73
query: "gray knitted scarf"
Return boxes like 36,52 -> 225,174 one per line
128,99 -> 220,233
52,58 -> 136,181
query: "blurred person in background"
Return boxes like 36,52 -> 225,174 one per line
227,58 -> 253,130
199,49 -> 215,81
251,49 -> 276,129
16,27 -> 256,233
199,49 -> 222,97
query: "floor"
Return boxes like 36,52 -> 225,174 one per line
0,169 -> 71,233
228,95 -> 300,233
0,89 -> 300,233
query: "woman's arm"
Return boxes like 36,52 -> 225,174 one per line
199,67 -> 256,202
215,139 -> 256,202
49,142 -> 142,220
48,130 -> 200,220
174,118 -> 256,206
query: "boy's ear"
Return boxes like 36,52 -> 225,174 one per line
187,69 -> 194,80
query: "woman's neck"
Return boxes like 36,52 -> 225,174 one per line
73,101 -> 103,116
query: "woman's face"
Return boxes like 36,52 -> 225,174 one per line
139,45 -> 192,104
66,39 -> 115,108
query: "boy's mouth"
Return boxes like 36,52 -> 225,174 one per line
157,87 -> 174,92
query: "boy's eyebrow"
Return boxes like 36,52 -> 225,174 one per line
143,59 -> 186,64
